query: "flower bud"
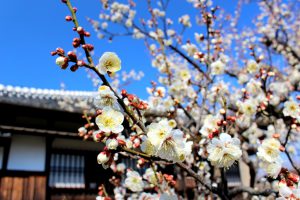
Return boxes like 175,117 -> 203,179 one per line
121,89 -> 127,97
106,139 -> 118,150
77,60 -> 85,66
288,173 -> 299,183
70,64 -> 79,72
56,56 -> 67,67
73,7 -> 77,13
56,47 -> 65,55
84,31 -> 91,37
97,152 -> 109,164
65,16 -> 73,21
67,51 -> 77,61
219,108 -> 226,115
77,26 -> 84,34
78,127 -> 87,134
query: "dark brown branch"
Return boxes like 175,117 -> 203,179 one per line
65,0 -> 146,133
229,187 -> 277,198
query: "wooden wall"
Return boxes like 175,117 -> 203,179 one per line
0,176 -> 46,200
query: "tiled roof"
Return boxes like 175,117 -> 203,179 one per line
0,84 -> 97,113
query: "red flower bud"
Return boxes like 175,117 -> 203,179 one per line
73,7 -> 77,13
288,173 -> 299,183
56,47 -> 65,55
117,139 -> 126,146
212,129 -> 219,135
50,51 -> 57,56
217,120 -> 223,126
67,51 -> 77,61
61,0 -> 67,3
121,89 -> 127,96
70,65 -> 79,72
65,16 -> 73,21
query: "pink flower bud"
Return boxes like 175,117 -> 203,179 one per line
77,60 -> 85,66
65,16 -> 73,21
84,31 -> 91,37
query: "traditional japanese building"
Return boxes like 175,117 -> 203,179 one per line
0,84 -> 115,200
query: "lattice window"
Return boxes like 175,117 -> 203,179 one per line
49,153 -> 85,188
226,164 -> 241,187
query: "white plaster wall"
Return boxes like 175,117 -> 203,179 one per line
52,138 -> 103,151
7,134 -> 46,171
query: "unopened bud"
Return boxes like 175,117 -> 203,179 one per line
67,51 -> 77,60
219,108 -> 226,115
291,124 -> 297,129
65,16 -> 73,21
84,31 -> 91,37
70,64 -> 79,72
97,152 -> 109,164
272,133 -> 280,138
77,26 -> 84,34
56,47 -> 65,55
77,60 -> 85,66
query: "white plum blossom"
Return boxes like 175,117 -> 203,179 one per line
257,138 -> 281,163
260,159 -> 282,178
145,120 -> 192,162
179,14 -> 191,27
124,170 -> 144,192
257,137 -> 284,178
199,115 -> 220,137
237,98 -> 258,116
207,133 -> 242,168
143,168 -> 159,186
95,106 -> 124,133
55,56 -> 66,67
97,52 -> 121,74
283,99 -> 299,118
210,60 -> 225,75
94,85 -> 118,109
246,60 -> 259,73
181,43 -> 198,57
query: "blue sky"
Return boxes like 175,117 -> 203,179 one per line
0,0 -> 258,98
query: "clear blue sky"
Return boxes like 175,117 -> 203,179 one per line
0,0 -> 258,98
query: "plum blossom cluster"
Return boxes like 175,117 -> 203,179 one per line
141,119 -> 193,162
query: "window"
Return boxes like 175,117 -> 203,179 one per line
226,164 -> 241,187
49,153 -> 85,188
